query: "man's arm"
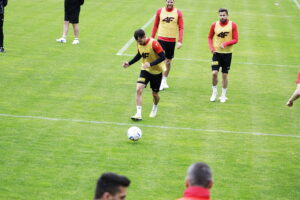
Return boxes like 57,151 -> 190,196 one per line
222,22 -> 238,47
208,23 -> 216,53
123,52 -> 142,68
150,40 -> 165,66
128,52 -> 142,65
151,9 -> 162,39
287,84 -> 300,107
177,10 -> 184,44
150,52 -> 165,66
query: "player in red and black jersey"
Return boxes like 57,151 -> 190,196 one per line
56,0 -> 84,44
208,8 -> 238,103
151,0 -> 184,90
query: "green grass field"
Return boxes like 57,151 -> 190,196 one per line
0,0 -> 300,199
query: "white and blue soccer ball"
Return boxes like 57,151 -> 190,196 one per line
127,126 -> 142,141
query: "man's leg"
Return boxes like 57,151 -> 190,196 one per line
210,70 -> 219,102
72,23 -> 80,44
219,73 -> 228,103
63,21 -> 69,37
161,59 -> 171,88
163,58 -> 172,78
0,15 -> 4,51
149,92 -> 160,118
56,21 -> 69,43
219,53 -> 231,103
159,40 -> 175,90
131,83 -> 145,121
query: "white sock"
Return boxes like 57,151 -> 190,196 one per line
152,104 -> 158,111
212,86 -> 217,93
221,88 -> 227,97
74,38 -> 79,40
136,106 -> 142,115
163,76 -> 167,82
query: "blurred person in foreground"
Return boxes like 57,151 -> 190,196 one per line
94,172 -> 131,200
177,162 -> 213,200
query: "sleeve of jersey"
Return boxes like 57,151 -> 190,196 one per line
208,23 -> 216,51
297,71 -> 300,83
152,40 -> 164,54
223,22 -> 239,47
151,9 -> 162,38
128,52 -> 142,66
177,10 -> 184,43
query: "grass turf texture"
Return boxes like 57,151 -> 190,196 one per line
0,0 -> 299,199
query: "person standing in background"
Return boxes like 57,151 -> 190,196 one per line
208,8 -> 238,103
56,0 -> 84,44
151,0 -> 184,90
0,0 -> 8,52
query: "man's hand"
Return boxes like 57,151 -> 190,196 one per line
177,42 -> 182,49
142,62 -> 151,69
219,43 -> 225,49
287,100 -> 294,107
210,48 -> 216,53
123,61 -> 130,68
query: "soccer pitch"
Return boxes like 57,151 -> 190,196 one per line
0,0 -> 299,199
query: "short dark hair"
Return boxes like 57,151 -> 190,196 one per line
134,29 -> 146,40
94,172 -> 131,199
187,162 -> 212,188
218,8 -> 228,15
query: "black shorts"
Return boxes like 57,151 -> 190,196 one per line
211,53 -> 232,73
137,70 -> 162,93
64,7 -> 81,24
158,40 -> 176,59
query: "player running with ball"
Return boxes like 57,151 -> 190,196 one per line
123,29 -> 165,121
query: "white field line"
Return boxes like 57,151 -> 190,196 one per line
294,0 -> 300,9
118,54 -> 300,68
0,113 -> 299,139
116,15 -> 156,56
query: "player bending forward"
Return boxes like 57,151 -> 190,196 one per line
123,29 -> 165,121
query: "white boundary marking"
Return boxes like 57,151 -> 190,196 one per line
116,16 -> 300,69
294,0 -> 300,9
118,54 -> 300,68
0,113 -> 299,139
116,15 -> 156,56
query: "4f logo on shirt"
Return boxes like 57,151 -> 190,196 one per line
141,53 -> 149,58
217,32 -> 229,38
162,17 -> 175,23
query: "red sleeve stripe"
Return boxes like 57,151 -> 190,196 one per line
177,9 -> 184,43
152,40 -> 163,54
297,71 -> 300,83
151,8 -> 162,39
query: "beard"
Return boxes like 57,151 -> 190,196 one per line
220,18 -> 227,23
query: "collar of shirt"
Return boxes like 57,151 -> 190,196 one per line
219,19 -> 229,26
142,38 -> 151,46
165,6 -> 174,12
183,186 -> 210,199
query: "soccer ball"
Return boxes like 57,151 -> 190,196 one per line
127,126 -> 142,141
